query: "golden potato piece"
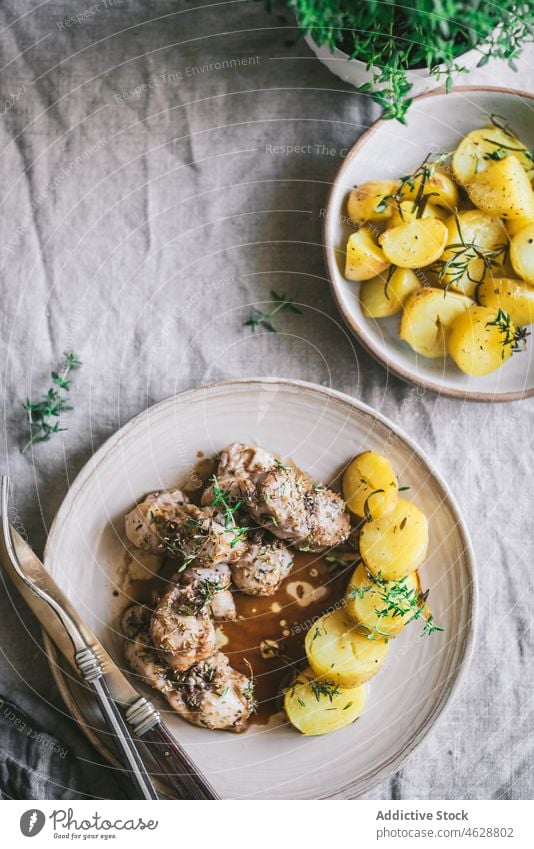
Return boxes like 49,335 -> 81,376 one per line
477,277 -> 534,326
506,216 -> 534,238
510,222 -> 534,283
347,180 -> 399,223
399,287 -> 472,358
379,218 -> 448,268
359,498 -> 429,581
447,305 -> 518,376
452,126 -> 534,185
400,166 -> 460,213
438,210 -> 508,297
305,607 -> 389,687
345,227 -> 389,281
344,562 -> 420,637
284,666 -> 367,736
342,450 -> 398,519
389,200 -> 447,227
360,267 -> 420,318
466,156 -> 534,220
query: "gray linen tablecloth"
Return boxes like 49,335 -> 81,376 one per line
0,0 -> 533,800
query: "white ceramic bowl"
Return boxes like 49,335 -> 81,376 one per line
305,36 -> 480,97
44,379 -> 476,799
325,87 -> 534,401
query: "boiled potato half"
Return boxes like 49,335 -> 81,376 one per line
359,498 -> 429,581
379,218 -> 448,268
342,450 -> 399,519
400,165 -> 460,213
447,304 -> 517,376
466,156 -> 534,220
452,126 -> 534,185
506,216 -> 534,238
477,277 -> 534,326
400,287 -> 472,358
345,227 -> 389,281
344,562 -> 420,638
360,267 -> 420,318
347,180 -> 399,224
510,222 -> 534,283
390,199 -> 448,228
439,210 -> 507,298
284,666 -> 367,736
305,607 -> 389,687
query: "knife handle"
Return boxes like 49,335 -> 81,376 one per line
140,722 -> 220,799
90,677 -> 159,800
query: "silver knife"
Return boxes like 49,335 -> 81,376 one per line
0,476 -> 219,800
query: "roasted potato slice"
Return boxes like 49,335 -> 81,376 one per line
452,126 -> 534,185
342,450 -> 399,519
506,216 -> 534,238
438,210 -> 508,298
466,156 -> 534,220
510,222 -> 534,283
305,608 -> 389,687
389,199 -> 448,227
359,498 -> 429,581
477,277 -> 534,326
379,218 -> 448,268
347,180 -> 399,223
399,165 -> 460,213
360,267 -> 420,318
284,666 -> 367,736
345,227 -> 389,281
344,562 -> 420,638
399,287 -> 472,358
447,304 -> 518,375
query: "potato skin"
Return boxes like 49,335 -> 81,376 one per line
477,277 -> 534,326
379,218 -> 448,268
344,562 -> 420,637
510,223 -> 534,283
447,304 -> 515,376
305,607 -> 389,687
359,498 -> 429,581
399,287 -> 472,358
347,180 -> 399,223
360,267 -> 420,318
342,450 -> 398,518
466,156 -> 534,220
345,227 -> 389,281
452,126 -> 534,185
439,211 -> 507,297
284,666 -> 367,736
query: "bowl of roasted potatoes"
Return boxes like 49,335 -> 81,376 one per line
325,87 -> 534,400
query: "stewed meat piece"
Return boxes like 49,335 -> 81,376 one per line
186,563 -> 236,620
150,575 -> 217,672
231,530 -> 293,596
122,605 -> 254,731
125,489 -> 247,565
209,442 -> 350,551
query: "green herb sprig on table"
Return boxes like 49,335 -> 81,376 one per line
267,1 -> 534,122
21,353 -> 81,453
244,290 -> 302,333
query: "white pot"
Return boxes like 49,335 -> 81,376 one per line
305,35 -> 482,98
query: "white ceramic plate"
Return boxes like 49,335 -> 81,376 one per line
44,379 -> 476,799
325,86 -> 534,401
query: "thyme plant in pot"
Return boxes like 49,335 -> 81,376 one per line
268,1 -> 534,120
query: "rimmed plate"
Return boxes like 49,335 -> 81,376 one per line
44,379 -> 476,798
325,86 -> 534,401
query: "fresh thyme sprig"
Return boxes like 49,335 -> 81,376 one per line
486,309 -> 530,359
21,353 -> 81,453
244,290 -> 302,333
209,475 -> 249,548
434,212 -> 508,291
347,570 -> 444,638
